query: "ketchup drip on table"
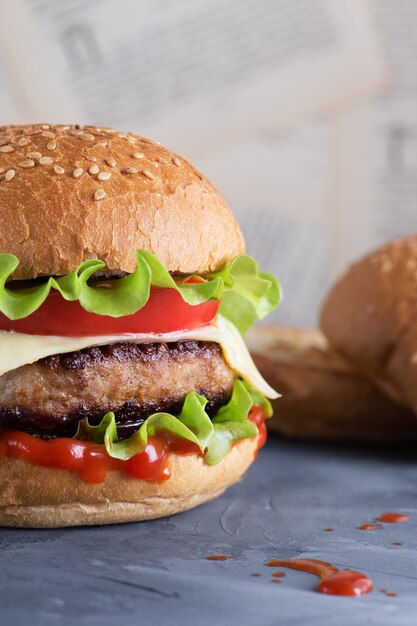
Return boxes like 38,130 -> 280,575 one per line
378,512 -> 411,523
358,523 -> 382,531
206,555 -> 232,561
0,406 -> 266,484
266,559 -> 373,596
380,589 -> 397,597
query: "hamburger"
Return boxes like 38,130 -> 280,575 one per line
0,123 -> 280,528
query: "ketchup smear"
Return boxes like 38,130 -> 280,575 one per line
358,523 -> 382,531
0,406 -> 266,484
378,512 -> 411,524
266,559 -> 373,596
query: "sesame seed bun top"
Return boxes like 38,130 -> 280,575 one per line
0,124 -> 245,280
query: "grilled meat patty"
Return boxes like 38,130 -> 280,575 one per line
0,341 -> 235,438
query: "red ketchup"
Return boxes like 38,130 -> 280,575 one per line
206,555 -> 232,561
0,406 -> 266,484
266,559 -> 373,596
378,512 -> 411,523
358,523 -> 382,531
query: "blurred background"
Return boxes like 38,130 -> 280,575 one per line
0,0 -> 415,327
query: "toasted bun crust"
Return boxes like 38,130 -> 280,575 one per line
247,326 -> 417,442
0,439 -> 257,527
0,124 -> 244,279
320,236 -> 417,413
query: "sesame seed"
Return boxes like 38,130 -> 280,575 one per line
19,159 -> 35,168
47,140 -> 57,150
122,167 -> 138,174
127,136 -> 137,144
41,124 -> 50,130
96,140 -> 108,147
94,189 -> 106,201
5,169 -> 15,181
42,130 -> 55,138
27,151 -> 42,159
132,152 -> 144,159
98,171 -> 112,181
81,133 -> 95,142
54,165 -> 65,175
173,157 -> 182,167
73,168 -> 83,178
89,164 -> 99,175
142,169 -> 155,180
0,167 -> 5,174
17,137 -> 30,147
71,129 -> 83,137
39,156 -> 54,165
0,145 -> 14,153
89,156 -> 98,162
105,156 -> 116,167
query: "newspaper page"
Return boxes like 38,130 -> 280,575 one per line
0,0 -> 411,331
195,0 -> 416,327
328,0 -> 417,279
0,0 -> 385,151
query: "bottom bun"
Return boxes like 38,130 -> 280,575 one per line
0,438 -> 257,528
247,326 -> 417,443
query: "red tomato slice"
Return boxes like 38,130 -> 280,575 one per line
0,287 -> 220,336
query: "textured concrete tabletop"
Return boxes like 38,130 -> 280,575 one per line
1,436 -> 417,625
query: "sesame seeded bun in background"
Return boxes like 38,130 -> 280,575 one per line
320,235 -> 417,415
0,124 -> 244,279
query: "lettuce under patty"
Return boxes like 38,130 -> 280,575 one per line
74,380 -> 272,466
0,251 -> 281,334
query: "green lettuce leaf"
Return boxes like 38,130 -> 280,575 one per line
212,379 -> 252,423
0,250 -> 281,332
208,256 -> 282,334
242,380 -> 273,418
75,379 -> 267,465
205,421 -> 258,466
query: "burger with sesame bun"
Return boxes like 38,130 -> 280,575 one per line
0,124 -> 280,528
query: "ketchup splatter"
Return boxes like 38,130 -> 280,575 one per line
380,589 -> 397,598
378,512 -> 411,524
0,406 -> 266,484
266,559 -> 373,596
206,555 -> 231,561
324,528 -> 334,532
358,523 -> 382,531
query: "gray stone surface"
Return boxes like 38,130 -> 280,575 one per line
1,436 -> 417,625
